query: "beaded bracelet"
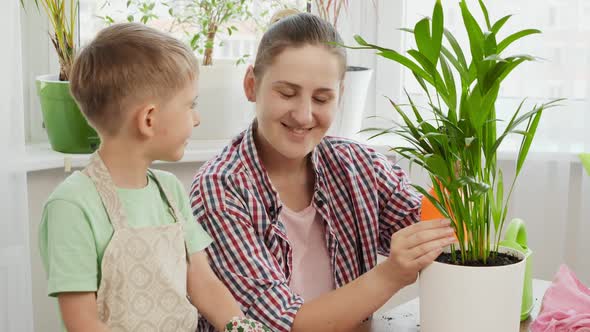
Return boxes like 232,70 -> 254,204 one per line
224,316 -> 272,332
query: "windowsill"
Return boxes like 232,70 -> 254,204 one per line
24,139 -> 230,172
23,134 -> 584,173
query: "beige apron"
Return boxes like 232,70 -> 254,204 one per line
83,154 -> 198,331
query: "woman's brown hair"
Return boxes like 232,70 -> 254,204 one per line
253,10 -> 347,80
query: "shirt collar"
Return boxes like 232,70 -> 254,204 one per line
239,121 -> 327,219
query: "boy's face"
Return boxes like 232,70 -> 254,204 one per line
149,78 -> 200,162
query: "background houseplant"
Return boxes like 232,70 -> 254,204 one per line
21,0 -> 99,153
100,0 -> 291,140
349,0 -> 561,331
307,0 -> 374,139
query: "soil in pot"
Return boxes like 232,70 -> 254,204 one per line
436,250 -> 522,267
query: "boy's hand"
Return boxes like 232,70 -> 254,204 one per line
187,251 -> 244,331
58,292 -> 110,332
386,219 -> 457,286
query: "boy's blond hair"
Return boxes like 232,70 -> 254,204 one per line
70,23 -> 199,136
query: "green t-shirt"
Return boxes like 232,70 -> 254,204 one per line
39,169 -> 212,297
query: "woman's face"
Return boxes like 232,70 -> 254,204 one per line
245,45 -> 343,161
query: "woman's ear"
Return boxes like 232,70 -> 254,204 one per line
244,65 -> 257,102
136,104 -> 157,138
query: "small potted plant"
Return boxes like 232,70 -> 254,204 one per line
171,0 -> 259,140
21,0 -> 100,153
101,0 -> 286,140
349,0 -> 562,331
308,0 -> 374,139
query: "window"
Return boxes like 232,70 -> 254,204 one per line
21,0 -> 589,150
80,0 -> 306,60
399,0 -> 589,149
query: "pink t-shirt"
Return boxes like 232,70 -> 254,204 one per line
280,204 -> 335,301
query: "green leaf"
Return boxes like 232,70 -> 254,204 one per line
431,0 -> 444,64
441,46 -> 468,88
387,98 -> 434,153
376,50 -> 433,86
412,185 -> 451,219
440,56 -> 457,111
127,15 -> 134,22
478,0 -> 492,30
443,29 -> 468,71
495,169 -> 504,228
516,109 -> 542,174
491,14 -> 512,34
407,49 -> 448,101
483,31 -> 498,57
425,154 -> 450,181
498,29 -> 541,53
414,18 -> 437,65
483,57 -> 530,91
190,34 -> 201,50
405,89 -> 424,123
460,0 -> 485,63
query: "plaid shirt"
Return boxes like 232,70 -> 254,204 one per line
190,123 -> 421,332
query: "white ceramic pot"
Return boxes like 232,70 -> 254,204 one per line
328,66 -> 372,138
192,59 -> 253,140
419,246 -> 526,332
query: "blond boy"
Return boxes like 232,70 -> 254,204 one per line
39,23 -> 267,332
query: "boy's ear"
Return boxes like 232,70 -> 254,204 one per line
243,65 -> 257,102
136,104 -> 157,138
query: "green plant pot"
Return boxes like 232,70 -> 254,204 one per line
36,75 -> 100,154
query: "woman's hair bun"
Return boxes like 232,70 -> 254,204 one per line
269,8 -> 301,26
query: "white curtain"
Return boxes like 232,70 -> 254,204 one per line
0,0 -> 34,331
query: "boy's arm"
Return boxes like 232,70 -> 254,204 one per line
187,251 -> 243,331
58,292 -> 109,332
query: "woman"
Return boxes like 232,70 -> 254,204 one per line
190,11 -> 457,332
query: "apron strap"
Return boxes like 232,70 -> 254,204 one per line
147,169 -> 184,224
147,170 -> 192,262
83,153 -> 128,230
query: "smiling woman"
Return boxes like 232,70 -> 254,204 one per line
189,12 -> 457,332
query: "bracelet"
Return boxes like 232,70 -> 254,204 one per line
224,316 -> 272,332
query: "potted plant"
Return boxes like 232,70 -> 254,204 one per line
172,0 -> 258,140
349,0 -> 561,331
101,0 -> 287,140
307,0 -> 374,139
21,0 -> 100,153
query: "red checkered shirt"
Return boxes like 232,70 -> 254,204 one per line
190,123 -> 421,332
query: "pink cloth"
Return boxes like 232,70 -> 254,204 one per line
280,204 -> 335,301
531,265 -> 590,332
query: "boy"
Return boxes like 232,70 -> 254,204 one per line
39,23 -> 268,332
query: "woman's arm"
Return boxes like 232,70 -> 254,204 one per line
291,219 -> 456,332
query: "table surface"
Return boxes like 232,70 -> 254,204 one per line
359,279 -> 551,332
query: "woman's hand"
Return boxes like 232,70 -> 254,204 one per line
386,219 -> 457,286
